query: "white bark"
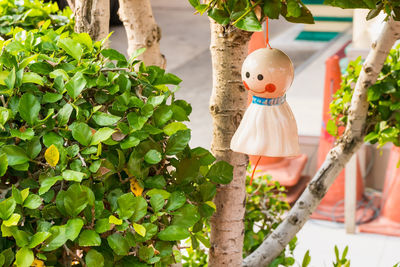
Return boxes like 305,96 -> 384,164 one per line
74,0 -> 110,41
118,0 -> 165,68
242,18 -> 400,267
208,21 -> 252,267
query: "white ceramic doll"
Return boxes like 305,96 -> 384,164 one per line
230,48 -> 300,157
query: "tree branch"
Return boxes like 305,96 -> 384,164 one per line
242,17 -> 400,267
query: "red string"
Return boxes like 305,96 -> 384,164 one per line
266,17 -> 271,49
250,156 -> 262,185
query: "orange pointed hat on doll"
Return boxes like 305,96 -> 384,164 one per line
230,47 -> 300,157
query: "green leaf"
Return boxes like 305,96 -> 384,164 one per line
208,8 -> 230,25
172,204 -> 200,228
85,249 -> 104,267
90,127 -> 115,145
57,103 -> 73,126
15,247 -> 34,267
302,250 -> 311,267
58,38 -> 83,61
127,112 -> 148,131
326,120 -> 338,136
43,132 -> 64,148
39,176 -> 62,195
64,184 -> 89,217
144,175 -> 166,189
165,129 -> 190,155
95,218 -> 111,233
101,49 -> 127,64
234,11 -> 262,31
207,161 -> 233,184
62,170 -> 86,182
29,232 -> 51,248
23,194 -> 42,209
150,194 -> 165,212
3,213 -> 20,227
165,191 -> 186,211
66,72 -> 87,99
0,153 -> 8,176
5,68 -> 15,89
22,72 -> 44,85
18,93 -> 40,125
323,0 -> 372,9
43,218 -> 84,251
78,230 -> 101,246
70,122 -> 92,146
287,0 -> 302,17
154,105 -> 173,127
158,225 -> 190,241
107,233 -> 130,255
42,92 -> 62,103
146,189 -> 170,199
199,182 -> 217,202
163,122 -> 187,136
10,128 -> 34,140
26,137 -> 42,159
0,198 -> 16,220
92,112 -> 121,126
263,0 -> 282,19
144,149 -> 162,164
131,196 -> 148,222
117,193 -> 136,219
133,223 -> 146,237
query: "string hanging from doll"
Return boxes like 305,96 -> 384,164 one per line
266,17 -> 271,49
249,18 -> 271,185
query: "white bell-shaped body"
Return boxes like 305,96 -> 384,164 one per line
230,48 -> 300,157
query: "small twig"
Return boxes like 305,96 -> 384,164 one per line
0,95 -> 6,107
63,244 -> 86,267
101,67 -> 131,72
77,153 -> 87,167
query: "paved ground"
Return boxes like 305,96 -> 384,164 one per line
109,0 -> 400,266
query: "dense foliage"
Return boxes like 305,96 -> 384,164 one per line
0,0 -> 73,39
329,46 -> 400,148
324,0 -> 400,21
0,6 -> 233,267
188,0 -> 314,32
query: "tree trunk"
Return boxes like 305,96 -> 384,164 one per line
118,0 -> 165,68
74,0 -> 110,41
242,18 -> 400,267
208,21 -> 252,267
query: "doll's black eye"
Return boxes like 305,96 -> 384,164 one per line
246,72 -> 250,78
257,74 -> 264,81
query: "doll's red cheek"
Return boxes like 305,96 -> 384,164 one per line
265,83 -> 276,93
243,81 -> 250,90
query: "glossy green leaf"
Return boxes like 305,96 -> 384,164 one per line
85,249 -> 104,267
70,122 -> 92,146
165,129 -> 190,155
1,145 -> 29,166
207,161 -> 234,184
18,93 -> 40,125
58,38 -> 83,61
90,127 -> 115,145
15,247 -> 34,267
107,233 -> 130,255
158,225 -> 190,241
66,72 -> 87,99
78,230 -> 101,246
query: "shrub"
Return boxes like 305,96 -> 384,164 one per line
0,0 -> 73,39
0,19 -> 232,267
329,46 -> 400,148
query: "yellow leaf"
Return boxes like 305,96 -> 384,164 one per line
109,215 -> 122,225
32,259 -> 45,267
130,178 -> 144,197
37,21 -> 45,27
205,201 -> 216,210
133,223 -> 146,237
45,145 -> 59,167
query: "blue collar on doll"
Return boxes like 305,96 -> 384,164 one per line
252,95 -> 286,106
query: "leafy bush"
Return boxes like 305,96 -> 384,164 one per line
329,46 -> 400,148
0,16 -> 233,267
0,0 -> 73,39
189,0 -> 314,32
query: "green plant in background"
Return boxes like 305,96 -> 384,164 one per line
0,11 -> 233,267
0,0 -> 73,39
183,173 -> 296,267
329,45 -> 400,148
333,246 -> 350,267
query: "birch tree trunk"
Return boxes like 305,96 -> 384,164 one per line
242,18 -> 400,267
74,0 -> 110,41
208,21 -> 252,267
118,0 -> 165,68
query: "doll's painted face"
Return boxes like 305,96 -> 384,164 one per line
242,48 -> 294,98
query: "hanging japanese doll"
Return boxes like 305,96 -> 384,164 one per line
230,48 -> 300,157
